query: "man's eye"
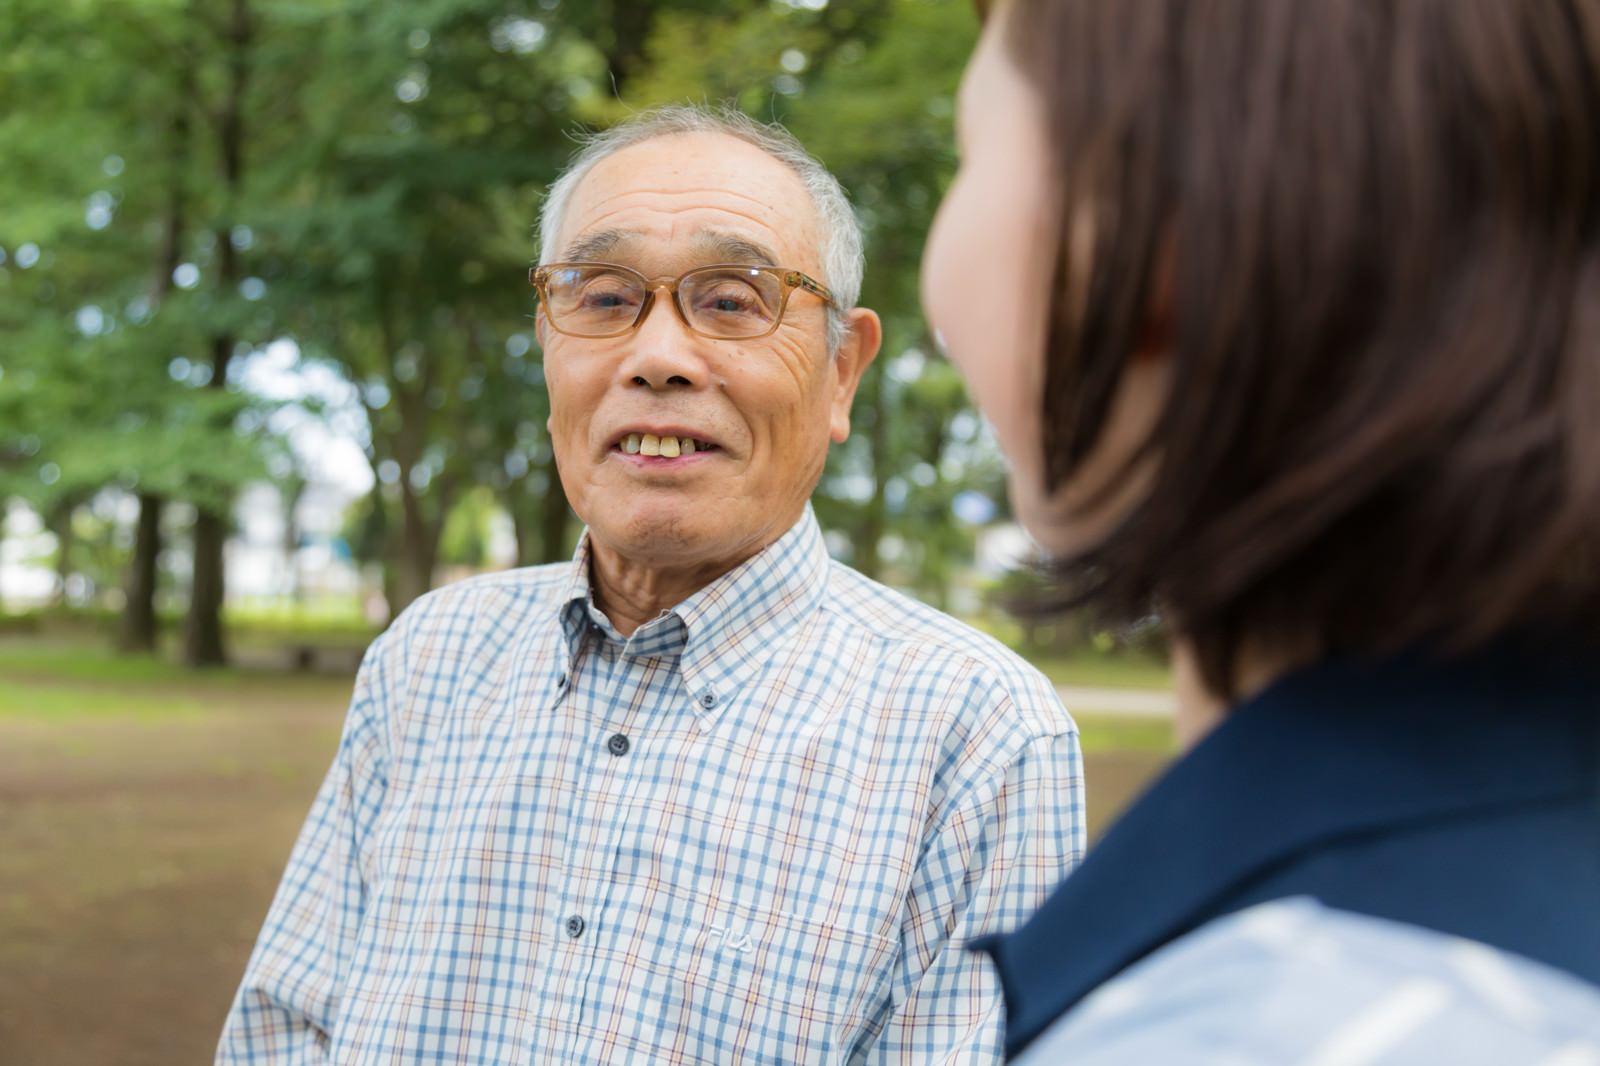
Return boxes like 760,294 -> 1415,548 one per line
694,286 -> 761,315
579,285 -> 639,310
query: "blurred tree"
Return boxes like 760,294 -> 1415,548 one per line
266,0 -> 600,617
182,0 -> 253,667
5,0 -> 1012,638
0,0 -> 275,656
469,341 -> 573,567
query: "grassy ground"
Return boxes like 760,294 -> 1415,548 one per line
959,616 -> 1172,690
0,634 -> 1171,1066
3,605 -> 1176,689
1028,650 -> 1171,690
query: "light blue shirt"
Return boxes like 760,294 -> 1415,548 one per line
1015,897 -> 1600,1065
217,507 -> 1084,1064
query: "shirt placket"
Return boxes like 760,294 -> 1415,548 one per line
546,627 -> 657,1061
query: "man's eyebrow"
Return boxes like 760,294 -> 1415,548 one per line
692,231 -> 780,266
559,229 -> 629,262
557,229 -> 782,268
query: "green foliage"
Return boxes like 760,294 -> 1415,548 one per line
3,0 -> 1053,636
0,0 -> 282,633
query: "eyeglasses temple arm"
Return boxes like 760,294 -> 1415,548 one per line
785,270 -> 836,307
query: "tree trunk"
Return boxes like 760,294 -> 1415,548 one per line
386,519 -> 436,619
119,493 -> 163,652
537,453 -> 572,564
124,56 -> 186,650
184,507 -> 228,665
596,0 -> 656,94
509,503 -> 537,567
184,344 -> 236,666
385,481 -> 443,619
183,0 -> 250,667
389,552 -> 433,620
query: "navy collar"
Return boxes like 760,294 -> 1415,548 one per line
980,636 -> 1600,1055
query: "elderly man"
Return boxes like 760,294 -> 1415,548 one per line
217,106 -> 1083,1065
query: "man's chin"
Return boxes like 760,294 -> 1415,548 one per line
591,512 -> 727,565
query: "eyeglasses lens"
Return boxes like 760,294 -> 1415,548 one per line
678,268 -> 782,338
543,266 -> 784,339
543,266 -> 642,336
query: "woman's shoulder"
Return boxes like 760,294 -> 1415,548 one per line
1013,896 -> 1600,1065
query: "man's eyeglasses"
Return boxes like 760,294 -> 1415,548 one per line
530,262 -> 835,341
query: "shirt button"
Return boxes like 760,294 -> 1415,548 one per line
699,691 -> 717,709
565,914 -> 585,939
556,673 -> 568,689
607,732 -> 630,757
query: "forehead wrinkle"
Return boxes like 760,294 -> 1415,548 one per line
580,180 -> 794,216
569,175 -> 815,239
570,202 -> 813,271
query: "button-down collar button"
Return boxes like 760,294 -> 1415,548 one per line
565,914 -> 585,938
699,690 -> 717,710
556,672 -> 568,689
607,732 -> 630,757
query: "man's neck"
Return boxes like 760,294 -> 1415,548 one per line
586,541 -> 760,637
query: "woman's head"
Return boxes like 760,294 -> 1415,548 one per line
924,0 -> 1600,695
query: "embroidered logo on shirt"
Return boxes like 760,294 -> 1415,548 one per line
701,925 -> 757,953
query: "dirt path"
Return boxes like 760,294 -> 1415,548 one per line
0,681 -> 349,1066
1056,684 -> 1175,717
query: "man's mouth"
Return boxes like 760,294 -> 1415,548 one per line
616,432 -> 719,458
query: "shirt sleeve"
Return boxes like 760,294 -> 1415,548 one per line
1012,898 -> 1600,1066
214,637 -> 395,1065
858,723 -> 1086,1066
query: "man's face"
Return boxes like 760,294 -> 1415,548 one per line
541,131 -> 877,579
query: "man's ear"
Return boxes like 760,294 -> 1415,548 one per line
829,307 -> 883,443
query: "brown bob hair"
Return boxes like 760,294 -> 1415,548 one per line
1001,0 -> 1600,695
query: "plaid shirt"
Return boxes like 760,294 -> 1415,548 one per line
217,507 -> 1084,1065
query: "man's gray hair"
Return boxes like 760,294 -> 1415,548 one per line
537,105 -> 863,354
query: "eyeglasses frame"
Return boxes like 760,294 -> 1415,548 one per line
529,261 -> 836,340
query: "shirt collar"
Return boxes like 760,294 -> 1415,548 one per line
556,533 -> 599,668
555,505 -> 832,722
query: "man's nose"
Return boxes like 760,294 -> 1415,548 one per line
622,291 -> 706,389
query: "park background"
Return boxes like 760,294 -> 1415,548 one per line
0,0 -> 1174,1062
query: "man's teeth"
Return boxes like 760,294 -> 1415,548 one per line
621,433 -> 708,457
